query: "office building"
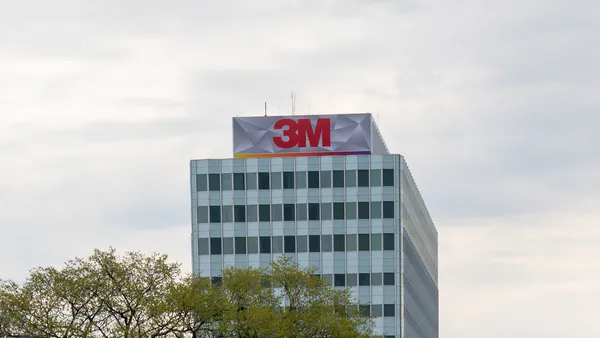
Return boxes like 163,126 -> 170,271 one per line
190,113 -> 438,337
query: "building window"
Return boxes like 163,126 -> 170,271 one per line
358,234 -> 370,251
271,204 -> 282,222
332,170 -> 344,187
321,235 -> 332,252
371,201 -> 382,219
333,203 -> 345,220
260,236 -> 271,254
371,273 -> 382,286
295,171 -> 307,189
309,235 -> 320,252
221,173 -> 232,191
382,201 -> 394,218
247,205 -> 258,222
297,235 -> 308,252
307,171 -> 319,188
321,203 -> 332,220
371,304 -> 382,317
346,234 -> 357,251
382,169 -> 394,186
209,174 -> 220,191
222,205 -> 233,223
346,202 -> 357,219
383,304 -> 395,317
296,204 -> 307,221
284,236 -> 295,253
209,206 -> 221,223
370,169 -> 381,187
234,205 -> 246,222
247,237 -> 258,254
271,172 -> 282,189
283,204 -> 295,221
357,202 -> 370,219
345,170 -> 356,187
210,238 -> 221,255
211,277 -> 222,286
223,237 -> 234,254
198,238 -> 209,255
334,274 -> 345,287
358,273 -> 370,286
259,204 -> 271,222
233,173 -> 245,190
347,273 -> 357,286
308,203 -> 320,221
333,234 -> 345,251
246,173 -> 257,190
322,274 -> 333,287
196,174 -> 207,191
235,237 -> 246,254
357,169 -> 369,187
283,172 -> 294,189
320,171 -> 331,188
383,273 -> 395,286
383,234 -> 394,250
258,172 -> 270,190
197,206 -> 208,223
360,305 -> 370,317
371,234 -> 382,251
272,236 -> 283,254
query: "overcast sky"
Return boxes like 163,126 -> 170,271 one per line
1,0 -> 598,337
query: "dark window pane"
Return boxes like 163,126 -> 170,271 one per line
371,272 -> 382,285
222,205 -> 233,223
320,171 -> 331,188
297,235 -> 307,252
209,174 -> 220,191
332,170 -> 344,187
334,234 -> 345,251
210,238 -> 221,255
346,234 -> 357,251
357,170 -> 369,187
296,204 -> 307,221
271,172 -> 282,189
247,205 -> 257,222
321,235 -> 332,252
358,273 -> 370,286
371,234 -> 382,251
382,201 -> 394,218
198,238 -> 209,255
196,174 -> 207,191
382,169 -> 394,186
197,206 -> 208,223
235,237 -> 246,254
307,171 -> 319,188
258,172 -> 270,190
271,204 -> 282,222
384,304 -> 395,317
221,173 -> 232,191
383,273 -> 395,286
383,234 -> 395,250
209,206 -> 221,223
308,203 -> 320,221
259,205 -> 271,222
358,234 -> 370,251
246,173 -> 257,190
321,203 -> 332,220
223,237 -> 234,254
347,273 -> 357,286
334,274 -> 345,287
283,204 -> 295,221
309,235 -> 320,252
370,169 -> 381,187
295,172 -> 306,189
371,201 -> 382,219
211,277 -> 222,286
284,236 -> 295,253
233,173 -> 245,190
247,237 -> 258,253
371,304 -> 382,317
360,305 -> 370,317
358,202 -> 370,219
345,170 -> 356,187
234,205 -> 246,222
260,236 -> 271,253
283,172 -> 295,189
333,203 -> 345,220
346,202 -> 357,219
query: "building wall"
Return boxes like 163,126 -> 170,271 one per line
190,155 -> 437,338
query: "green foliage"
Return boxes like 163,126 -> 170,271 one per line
0,250 -> 372,338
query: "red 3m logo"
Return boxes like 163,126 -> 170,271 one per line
273,118 -> 331,149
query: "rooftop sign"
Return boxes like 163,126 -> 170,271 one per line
233,113 -> 373,158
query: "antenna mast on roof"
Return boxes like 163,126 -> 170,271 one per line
264,102 -> 267,116
291,91 -> 296,115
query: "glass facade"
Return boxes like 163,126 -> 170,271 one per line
190,154 -> 438,338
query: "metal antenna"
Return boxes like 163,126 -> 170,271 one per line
291,91 -> 296,115
264,102 -> 267,116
